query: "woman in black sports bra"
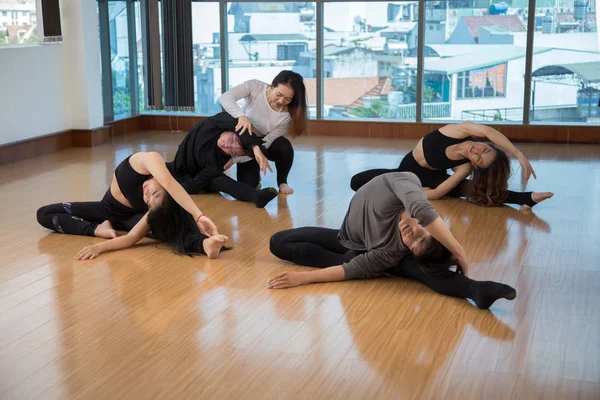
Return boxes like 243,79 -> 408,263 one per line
36,152 -> 228,260
350,122 -> 553,209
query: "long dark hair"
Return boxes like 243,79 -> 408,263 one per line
146,193 -> 205,257
415,237 -> 454,277
469,144 -> 510,206
272,70 -> 308,138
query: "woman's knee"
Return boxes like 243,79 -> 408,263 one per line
350,173 -> 368,192
269,230 -> 293,260
36,203 -> 62,230
36,204 -> 58,224
270,137 -> 294,158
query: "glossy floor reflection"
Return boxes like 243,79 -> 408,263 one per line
0,132 -> 599,399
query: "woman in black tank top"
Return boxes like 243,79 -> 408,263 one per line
350,122 -> 553,209
37,152 -> 229,260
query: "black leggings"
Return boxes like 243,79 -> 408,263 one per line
37,190 -> 145,237
207,174 -> 277,208
237,136 -> 294,187
165,163 -> 277,208
350,152 -> 535,207
270,227 -> 516,309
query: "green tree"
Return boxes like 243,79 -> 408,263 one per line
112,72 -> 131,116
404,85 -> 436,103
348,100 -> 388,118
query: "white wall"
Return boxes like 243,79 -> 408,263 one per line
0,0 -> 102,146
0,44 -> 68,145
61,0 -> 103,130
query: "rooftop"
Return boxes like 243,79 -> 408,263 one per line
238,34 -> 309,43
304,77 -> 391,107
463,15 -> 526,40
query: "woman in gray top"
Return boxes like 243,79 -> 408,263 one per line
268,172 -> 516,309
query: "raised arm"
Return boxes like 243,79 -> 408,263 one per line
422,217 -> 468,274
75,214 -> 150,260
462,121 -> 536,182
383,172 -> 469,273
139,152 -> 219,236
383,172 -> 439,226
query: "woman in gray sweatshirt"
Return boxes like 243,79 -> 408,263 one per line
268,172 -> 516,309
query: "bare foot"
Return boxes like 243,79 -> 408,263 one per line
521,192 -> 554,212
279,183 -> 294,194
532,192 -> 554,204
94,220 -> 117,239
202,235 -> 229,259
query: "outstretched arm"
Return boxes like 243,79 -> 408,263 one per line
267,266 -> 345,289
462,121 -> 536,182
75,214 -> 150,260
139,152 -> 219,236
268,246 -> 397,289
425,163 -> 473,200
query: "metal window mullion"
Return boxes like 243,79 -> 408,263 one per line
416,0 -> 426,122
316,0 -> 323,119
127,1 -> 139,115
522,0 -> 537,125
98,1 -> 114,123
219,0 -> 229,100
139,0 -> 151,109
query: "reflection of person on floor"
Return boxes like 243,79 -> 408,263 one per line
166,112 -> 278,208
269,172 -> 516,309
37,152 -> 227,260
351,122 -> 553,210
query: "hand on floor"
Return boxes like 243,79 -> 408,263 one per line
267,271 -> 306,289
74,244 -> 103,260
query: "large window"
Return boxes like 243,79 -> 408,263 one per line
226,2 -> 316,118
109,2 -> 131,118
424,0 -> 527,122
530,0 -> 600,124
97,0 -> 599,126
0,0 -> 37,46
323,2 -> 418,121
192,2 -> 222,115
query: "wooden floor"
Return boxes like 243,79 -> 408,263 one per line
0,131 -> 599,400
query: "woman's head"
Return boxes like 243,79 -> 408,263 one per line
217,131 -> 246,157
400,215 -> 453,277
469,144 -> 511,206
399,217 -> 432,256
146,193 -> 205,256
465,142 -> 497,169
143,179 -> 167,210
270,70 -> 308,138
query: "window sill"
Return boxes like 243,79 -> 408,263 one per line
0,42 -> 61,50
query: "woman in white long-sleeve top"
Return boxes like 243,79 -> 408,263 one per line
218,70 -> 308,195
